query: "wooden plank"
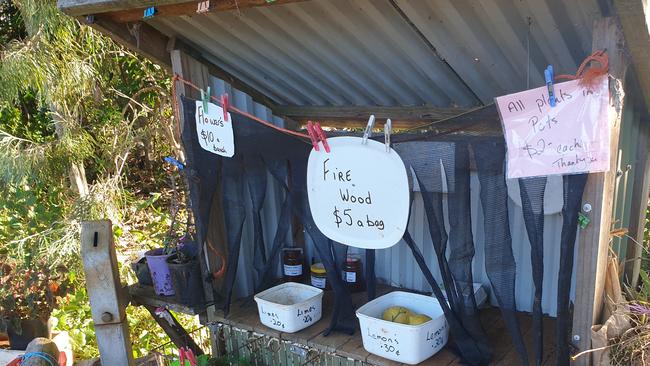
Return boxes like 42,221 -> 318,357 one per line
142,304 -> 204,356
102,0 -> 310,23
128,284 -> 202,315
274,105 -> 471,122
58,0 -> 308,17
88,18 -> 171,70
84,17 -> 278,110
571,17 -> 630,366
623,118 -> 650,287
81,220 -> 135,366
614,0 -> 650,110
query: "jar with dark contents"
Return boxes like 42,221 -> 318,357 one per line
310,263 -> 329,290
282,248 -> 304,282
342,255 -> 364,292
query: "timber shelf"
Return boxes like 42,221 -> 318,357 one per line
212,285 -> 559,366
127,284 -> 205,315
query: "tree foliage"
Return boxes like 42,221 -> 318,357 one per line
0,0 -> 193,359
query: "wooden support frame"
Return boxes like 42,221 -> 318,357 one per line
571,17 -> 630,366
81,220 -> 135,366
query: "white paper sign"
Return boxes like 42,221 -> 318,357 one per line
195,101 -> 234,157
495,76 -> 610,178
307,136 -> 410,249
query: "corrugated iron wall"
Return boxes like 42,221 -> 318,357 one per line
148,0 -> 602,108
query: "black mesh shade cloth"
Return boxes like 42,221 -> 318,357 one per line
179,96 -> 589,365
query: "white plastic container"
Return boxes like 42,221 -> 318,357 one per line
356,291 -> 449,365
254,282 -> 324,333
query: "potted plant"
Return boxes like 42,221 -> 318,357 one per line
167,234 -> 204,307
145,158 -> 186,296
0,262 -> 70,350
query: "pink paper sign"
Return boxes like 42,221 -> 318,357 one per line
495,76 -> 610,179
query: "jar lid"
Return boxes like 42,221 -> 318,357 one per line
310,263 -> 326,274
345,255 -> 360,264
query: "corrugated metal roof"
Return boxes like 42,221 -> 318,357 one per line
147,0 -> 602,107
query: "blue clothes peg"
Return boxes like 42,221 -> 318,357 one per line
143,7 -> 156,19
545,65 -> 556,107
164,156 -> 185,170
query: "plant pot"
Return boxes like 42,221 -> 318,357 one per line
131,257 -> 153,287
167,254 -> 205,307
6,318 -> 50,350
145,248 -> 175,296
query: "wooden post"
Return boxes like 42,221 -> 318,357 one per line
81,220 -> 134,366
571,17 -> 629,365
623,116 -> 650,287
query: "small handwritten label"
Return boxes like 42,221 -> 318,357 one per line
195,101 -> 234,157
259,305 -> 285,329
495,76 -> 610,178
307,137 -> 409,249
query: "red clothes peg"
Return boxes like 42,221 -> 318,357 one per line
221,93 -> 229,122
185,347 -> 198,366
307,121 -> 320,151
179,347 -> 186,366
315,122 -> 330,153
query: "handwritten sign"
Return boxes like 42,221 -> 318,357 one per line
307,136 -> 409,249
195,101 -> 234,157
495,75 -> 610,178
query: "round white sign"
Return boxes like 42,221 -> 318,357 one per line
307,136 -> 410,249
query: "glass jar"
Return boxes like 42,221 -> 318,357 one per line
310,263 -> 329,290
282,248 -> 304,282
342,255 -> 364,292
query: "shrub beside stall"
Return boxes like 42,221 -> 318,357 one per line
0,262 -> 71,350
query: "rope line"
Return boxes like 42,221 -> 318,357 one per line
171,75 -> 310,140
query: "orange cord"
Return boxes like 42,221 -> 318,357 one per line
171,74 -> 310,140
555,50 -> 609,88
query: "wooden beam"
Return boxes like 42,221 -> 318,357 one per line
623,116 -> 650,287
274,105 -> 471,122
84,16 -> 278,108
614,0 -> 650,111
59,0 -> 308,18
571,17 -> 630,366
88,18 -> 172,70
143,304 -> 204,356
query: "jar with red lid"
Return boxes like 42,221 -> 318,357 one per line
342,255 -> 364,292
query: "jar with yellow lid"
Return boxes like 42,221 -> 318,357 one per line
310,263 -> 329,290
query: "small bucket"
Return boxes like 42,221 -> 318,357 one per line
145,248 -> 175,296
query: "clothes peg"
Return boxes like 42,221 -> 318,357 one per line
362,115 -> 375,144
221,93 -> 229,122
200,86 -> 211,113
384,119 -> 392,152
143,6 -> 156,18
185,347 -> 198,366
307,121 -> 320,151
196,0 -> 210,13
178,347 -> 186,366
164,156 -> 185,170
545,65 -> 556,107
315,122 -> 330,153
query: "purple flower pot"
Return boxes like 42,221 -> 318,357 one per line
145,248 -> 175,296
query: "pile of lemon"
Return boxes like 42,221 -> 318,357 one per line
381,306 -> 432,325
